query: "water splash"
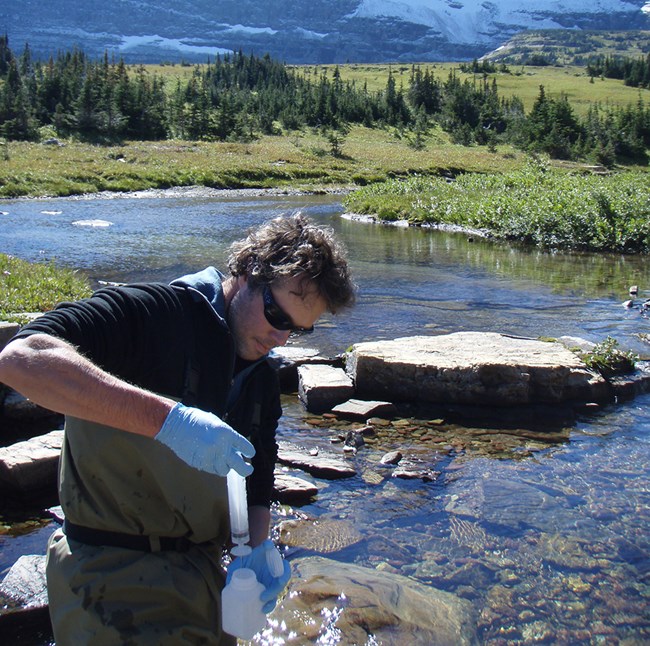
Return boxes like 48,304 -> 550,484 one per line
315,592 -> 347,645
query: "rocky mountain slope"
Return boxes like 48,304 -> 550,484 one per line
2,0 -> 649,63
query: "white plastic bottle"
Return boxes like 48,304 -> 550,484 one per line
222,468 -> 287,638
221,567 -> 267,639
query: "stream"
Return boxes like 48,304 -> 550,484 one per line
0,189 -> 648,644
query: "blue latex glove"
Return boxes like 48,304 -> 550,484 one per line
227,540 -> 291,613
155,403 -> 255,477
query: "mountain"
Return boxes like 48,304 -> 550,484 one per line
2,0 -> 649,64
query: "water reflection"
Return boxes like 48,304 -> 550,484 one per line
1,191 -> 649,643
338,216 -> 647,297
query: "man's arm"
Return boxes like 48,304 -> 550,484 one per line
0,334 -> 255,477
0,333 -> 174,437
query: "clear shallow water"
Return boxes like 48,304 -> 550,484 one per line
1,191 -> 649,643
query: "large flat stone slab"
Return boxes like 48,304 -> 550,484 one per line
0,430 -> 63,493
0,555 -> 52,642
346,332 -> 609,406
0,554 -> 48,609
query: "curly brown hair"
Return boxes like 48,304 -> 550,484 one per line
227,212 -> 355,313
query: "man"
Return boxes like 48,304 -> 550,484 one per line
0,213 -> 355,644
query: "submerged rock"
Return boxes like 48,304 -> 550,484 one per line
392,458 -> 440,482
279,518 -> 363,554
444,477 -> 577,533
277,440 -> 356,479
273,471 -> 319,505
273,556 -> 477,645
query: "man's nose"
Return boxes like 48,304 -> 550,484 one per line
270,328 -> 292,346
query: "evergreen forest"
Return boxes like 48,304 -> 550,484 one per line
1,36 -> 649,167
585,54 -> 650,89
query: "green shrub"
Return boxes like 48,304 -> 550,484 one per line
580,336 -> 638,377
343,162 -> 650,252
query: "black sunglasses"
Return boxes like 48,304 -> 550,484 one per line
262,285 -> 314,334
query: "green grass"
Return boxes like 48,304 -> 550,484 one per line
0,254 -> 92,322
0,127 -> 528,198
343,160 -> 650,253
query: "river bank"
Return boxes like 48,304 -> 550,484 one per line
3,137 -> 649,258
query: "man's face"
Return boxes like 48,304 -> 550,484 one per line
227,274 -> 327,361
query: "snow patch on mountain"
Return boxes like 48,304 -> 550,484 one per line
292,28 -> 329,40
220,24 -> 279,36
120,35 -> 232,56
350,0 -> 648,43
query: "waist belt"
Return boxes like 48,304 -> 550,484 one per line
63,519 -> 198,553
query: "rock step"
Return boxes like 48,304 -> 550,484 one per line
0,321 -> 20,352
346,332 -> 611,407
331,398 -> 397,420
0,555 -> 52,642
298,364 -> 354,413
0,430 -> 64,494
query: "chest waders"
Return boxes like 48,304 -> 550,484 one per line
47,413 -> 238,645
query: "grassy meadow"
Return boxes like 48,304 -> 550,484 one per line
1,56 -> 648,199
0,254 -> 92,322
294,62 -> 647,115
344,162 -> 650,252
142,56 -> 649,118
0,125 -> 529,198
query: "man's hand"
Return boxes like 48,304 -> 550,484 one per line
227,539 -> 291,613
155,403 -> 255,477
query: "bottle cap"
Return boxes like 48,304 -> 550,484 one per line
265,543 -> 285,578
231,567 -> 259,589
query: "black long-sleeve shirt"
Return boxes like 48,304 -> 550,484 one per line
14,278 -> 280,508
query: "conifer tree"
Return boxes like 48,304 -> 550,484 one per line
0,57 -> 38,140
0,35 -> 13,76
